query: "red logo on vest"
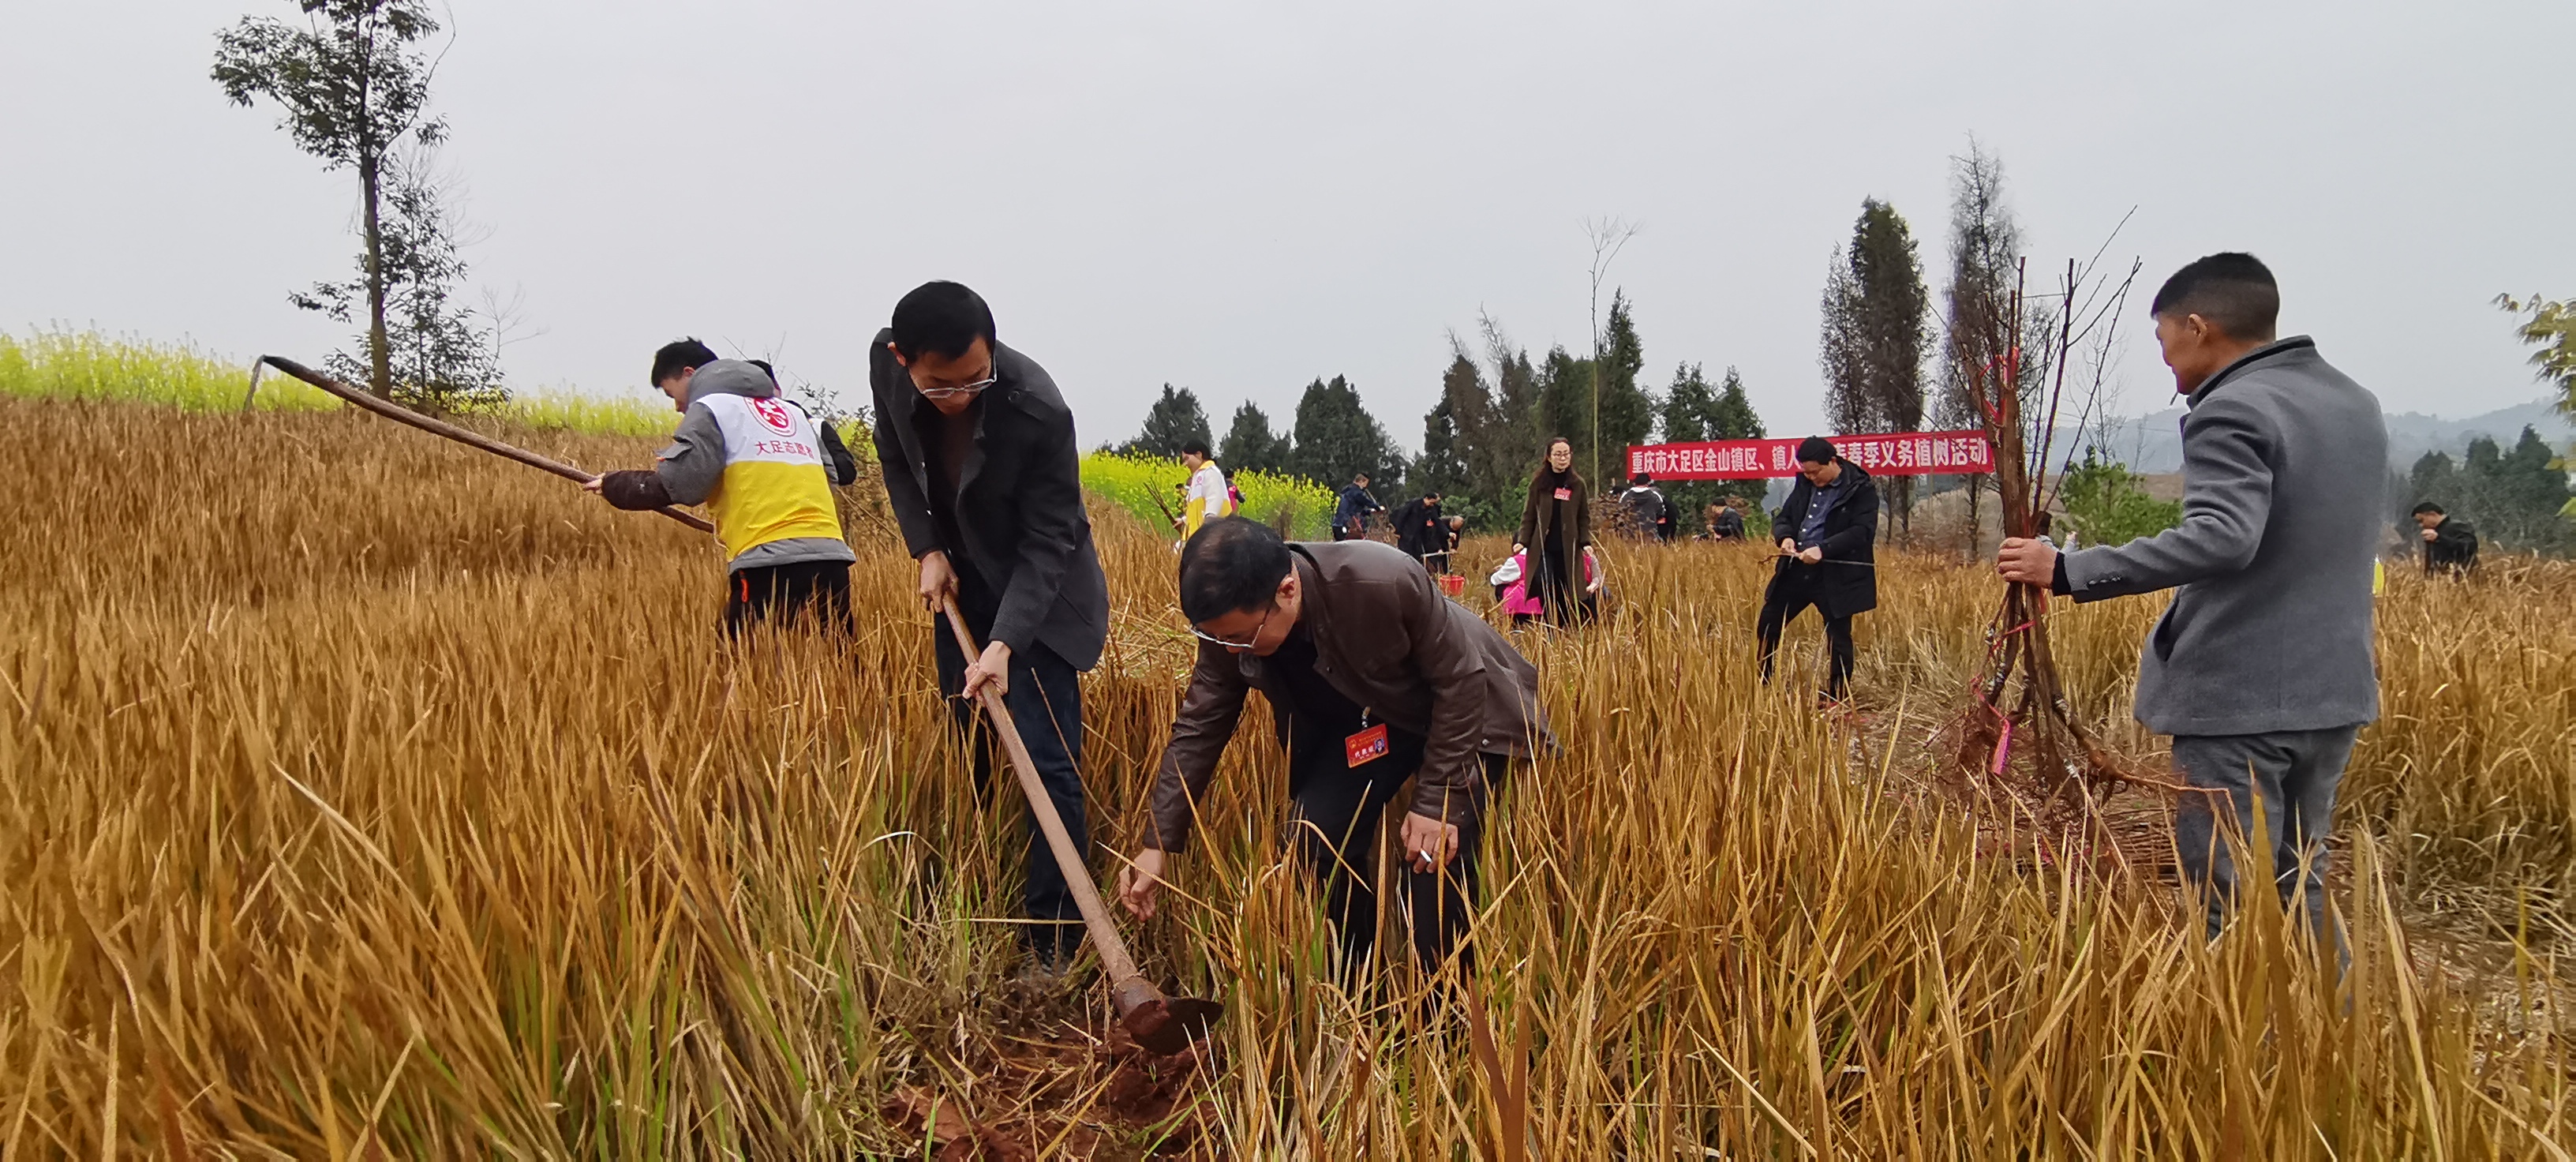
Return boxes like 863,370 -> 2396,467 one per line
748,397 -> 796,435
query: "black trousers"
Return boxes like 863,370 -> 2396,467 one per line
1286,718 -> 1501,979
937,625 -> 1090,961
722,560 -> 853,636
1533,542 -> 1593,625
1756,579 -> 1855,696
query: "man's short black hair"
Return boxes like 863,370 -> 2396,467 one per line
1422,489 -> 1442,500
650,338 -> 719,385
2151,253 -> 2279,342
1796,435 -> 1837,464
1353,471 -> 1370,483
747,358 -> 778,384
2413,500 -> 2445,516
1179,517 -> 1294,623
1631,472 -> 1653,486
1180,438 -> 1211,458
889,281 -> 997,362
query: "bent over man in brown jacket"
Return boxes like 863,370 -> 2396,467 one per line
1115,517 -> 1546,977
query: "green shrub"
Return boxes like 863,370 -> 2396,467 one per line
2057,454 -> 2182,548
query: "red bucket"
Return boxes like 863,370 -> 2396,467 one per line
1438,573 -> 1466,598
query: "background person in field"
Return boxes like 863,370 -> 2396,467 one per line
1492,545 -> 1600,628
2413,501 -> 2480,576
1706,497 -> 1748,542
1758,436 -> 1880,699
1391,489 -> 1445,568
1117,518 -> 1546,979
1174,439 -> 1233,542
1333,471 -> 1383,542
586,339 -> 859,634
1619,472 -> 1673,542
1998,253 -> 2388,944
869,281 -> 1112,971
1430,515 -> 1466,574
1513,437 -> 1597,624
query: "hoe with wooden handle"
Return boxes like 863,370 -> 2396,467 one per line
940,594 -> 1222,1055
256,354 -> 719,535
259,352 -> 1220,1051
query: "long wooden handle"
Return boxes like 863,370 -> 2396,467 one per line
256,354 -> 718,536
940,596 -> 1155,995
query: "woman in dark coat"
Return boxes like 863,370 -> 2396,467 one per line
1512,437 -> 1595,624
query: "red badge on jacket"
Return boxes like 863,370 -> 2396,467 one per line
1553,487 -> 1571,501
1345,724 -> 1390,767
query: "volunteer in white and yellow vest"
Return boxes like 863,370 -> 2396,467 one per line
1176,439 -> 1234,540
586,338 -> 859,634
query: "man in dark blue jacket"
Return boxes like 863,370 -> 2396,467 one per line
1333,472 -> 1383,542
1758,437 -> 1880,699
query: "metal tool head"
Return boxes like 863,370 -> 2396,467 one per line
1120,995 -> 1225,1056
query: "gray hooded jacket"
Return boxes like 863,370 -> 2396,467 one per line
656,360 -> 856,572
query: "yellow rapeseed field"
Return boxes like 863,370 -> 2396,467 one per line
3,395 -> 2570,1156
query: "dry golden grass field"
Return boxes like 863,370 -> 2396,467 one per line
5,396 -> 2574,1157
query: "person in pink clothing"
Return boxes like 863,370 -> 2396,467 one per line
1490,547 -> 1600,627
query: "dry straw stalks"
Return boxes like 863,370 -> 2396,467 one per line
0,397 -> 2570,1156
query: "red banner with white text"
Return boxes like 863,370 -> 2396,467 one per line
1626,431 -> 1994,480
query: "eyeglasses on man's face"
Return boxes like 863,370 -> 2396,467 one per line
915,363 -> 998,402
1189,603 -> 1275,650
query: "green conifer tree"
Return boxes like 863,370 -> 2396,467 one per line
1289,376 -> 1402,491
1595,291 -> 1657,478
1822,199 -> 1930,530
1219,402 -> 1291,476
1121,384 -> 1212,457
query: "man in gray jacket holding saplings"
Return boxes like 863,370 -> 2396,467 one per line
1998,253 -> 2387,944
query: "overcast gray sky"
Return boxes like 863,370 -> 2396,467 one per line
6,2 -> 2569,448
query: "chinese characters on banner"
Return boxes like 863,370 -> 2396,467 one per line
1624,431 -> 1995,480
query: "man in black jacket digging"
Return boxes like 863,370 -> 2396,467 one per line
871,281 -> 1112,970
1758,436 -> 1880,699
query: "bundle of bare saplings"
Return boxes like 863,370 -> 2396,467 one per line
1941,253 -> 2193,874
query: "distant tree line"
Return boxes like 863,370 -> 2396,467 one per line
1122,137 -> 2573,557
1110,297 -> 1767,533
